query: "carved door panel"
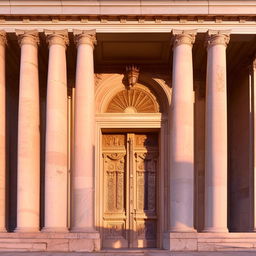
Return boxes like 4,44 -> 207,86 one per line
102,133 -> 158,249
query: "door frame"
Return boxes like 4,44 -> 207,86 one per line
95,113 -> 169,249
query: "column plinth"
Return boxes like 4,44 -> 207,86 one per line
204,30 -> 230,233
169,30 -> 197,233
43,30 -> 69,232
15,30 -> 40,232
70,29 -> 97,232
0,31 -> 6,233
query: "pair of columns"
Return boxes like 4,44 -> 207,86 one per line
0,29 -> 97,232
170,29 -> 230,232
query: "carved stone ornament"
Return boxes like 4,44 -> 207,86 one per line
0,30 -> 6,46
206,30 -> 230,48
252,59 -> 256,71
44,29 -> 69,48
73,29 -> 97,48
172,29 -> 197,48
16,29 -> 39,47
126,65 -> 140,88
249,59 -> 256,75
106,88 -> 160,113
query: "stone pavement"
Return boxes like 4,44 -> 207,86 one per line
1,251 -> 256,256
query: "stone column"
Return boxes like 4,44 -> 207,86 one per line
15,30 -> 40,232
0,31 -> 6,233
43,30 -> 69,232
169,30 -> 196,232
204,30 -> 230,232
249,60 -> 256,231
71,30 -> 96,232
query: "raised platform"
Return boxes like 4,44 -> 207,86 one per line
163,232 -> 256,251
0,232 -> 100,252
1,232 -> 256,252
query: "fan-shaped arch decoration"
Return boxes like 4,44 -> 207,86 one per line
106,87 -> 160,113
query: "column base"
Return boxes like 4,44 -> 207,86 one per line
0,228 -> 7,233
203,227 -> 229,233
14,227 -> 39,233
41,227 -> 69,233
169,227 -> 197,233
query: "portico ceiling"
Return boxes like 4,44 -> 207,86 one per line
95,33 -> 171,66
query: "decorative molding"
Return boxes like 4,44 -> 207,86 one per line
0,18 -> 255,34
126,65 -> 140,88
73,29 -> 96,48
252,58 -> 256,70
106,87 -> 160,113
94,73 -> 104,89
172,29 -> 197,48
249,59 -> 256,75
15,29 -> 39,47
0,30 -> 7,46
206,30 -> 231,48
119,16 -> 127,24
214,16 -> 223,23
44,29 -> 69,48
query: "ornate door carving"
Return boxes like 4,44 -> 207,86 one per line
102,133 -> 158,248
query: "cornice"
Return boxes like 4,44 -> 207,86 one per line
0,1 -> 256,16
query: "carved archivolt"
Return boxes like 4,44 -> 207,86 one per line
106,87 -> 160,113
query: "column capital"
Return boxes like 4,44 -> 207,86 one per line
252,58 -> 256,71
249,58 -> 256,75
16,30 -> 39,47
206,30 -> 231,48
0,31 -> 7,46
172,29 -> 197,48
45,29 -> 69,49
73,29 -> 97,48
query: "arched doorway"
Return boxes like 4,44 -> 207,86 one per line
95,73 -> 171,249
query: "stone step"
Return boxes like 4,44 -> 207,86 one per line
1,252 -> 256,256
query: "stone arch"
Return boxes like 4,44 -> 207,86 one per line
95,73 -> 171,115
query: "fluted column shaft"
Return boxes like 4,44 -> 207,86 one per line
251,60 -> 256,231
43,30 -> 69,232
204,30 -> 230,232
0,31 -> 6,233
15,30 -> 40,232
169,30 -> 196,232
71,30 -> 96,231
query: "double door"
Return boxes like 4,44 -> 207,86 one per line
102,133 -> 158,248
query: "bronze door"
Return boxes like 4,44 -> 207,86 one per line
102,133 -> 158,248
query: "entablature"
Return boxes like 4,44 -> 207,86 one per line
0,15 -> 256,34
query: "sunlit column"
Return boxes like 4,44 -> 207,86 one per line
71,30 -> 96,232
169,30 -> 196,232
0,31 -> 6,233
250,60 -> 256,231
43,30 -> 69,232
204,30 -> 230,232
15,30 -> 40,232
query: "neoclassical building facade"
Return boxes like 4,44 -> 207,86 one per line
1,0 -> 256,253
